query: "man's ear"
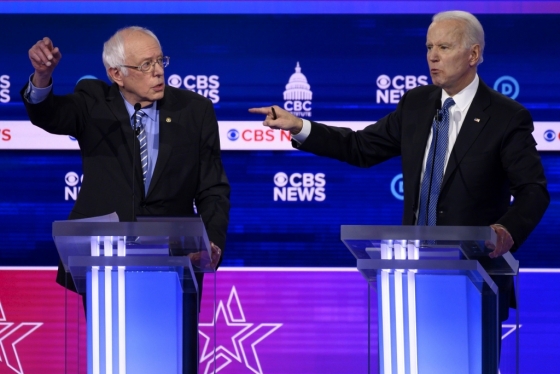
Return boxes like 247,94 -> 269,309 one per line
108,67 -> 124,87
469,44 -> 481,67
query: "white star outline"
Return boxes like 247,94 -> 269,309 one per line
198,286 -> 282,374
0,300 -> 43,374
498,324 -> 522,374
501,323 -> 522,340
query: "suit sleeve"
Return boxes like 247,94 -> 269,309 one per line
20,80 -> 87,138
195,100 -> 231,259
295,91 -> 409,167
496,108 -> 549,251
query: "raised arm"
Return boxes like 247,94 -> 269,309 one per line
28,37 -> 62,87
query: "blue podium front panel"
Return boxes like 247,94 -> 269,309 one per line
86,270 -> 182,374
377,273 -> 488,374
415,274 -> 482,374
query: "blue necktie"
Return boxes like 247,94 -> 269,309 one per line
417,97 -> 455,226
133,110 -> 148,184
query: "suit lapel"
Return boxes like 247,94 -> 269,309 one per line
441,80 -> 491,189
146,87 -> 180,197
106,84 -> 145,191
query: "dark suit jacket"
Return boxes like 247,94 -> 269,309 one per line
296,80 -> 549,318
22,79 -> 230,290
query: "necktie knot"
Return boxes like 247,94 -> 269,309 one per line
134,110 -> 146,129
442,97 -> 455,112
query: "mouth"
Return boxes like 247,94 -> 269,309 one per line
153,83 -> 164,91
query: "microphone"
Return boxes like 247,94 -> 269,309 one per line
434,100 -> 442,122
131,103 -> 142,220
422,100 -> 442,224
133,103 -> 142,134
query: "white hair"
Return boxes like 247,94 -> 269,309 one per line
102,26 -> 161,81
432,10 -> 485,65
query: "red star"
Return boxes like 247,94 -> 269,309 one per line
0,301 -> 42,374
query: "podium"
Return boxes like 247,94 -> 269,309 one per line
341,225 -> 519,374
52,214 -> 216,374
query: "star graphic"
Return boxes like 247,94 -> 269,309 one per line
501,323 -> 522,340
498,324 -> 523,374
199,286 -> 282,374
199,300 -> 253,364
0,300 -> 42,374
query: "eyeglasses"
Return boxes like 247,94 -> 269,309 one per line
120,56 -> 170,73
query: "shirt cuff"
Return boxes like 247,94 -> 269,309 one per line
24,74 -> 52,104
291,119 -> 312,144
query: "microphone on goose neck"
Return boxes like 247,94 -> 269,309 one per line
131,102 -> 142,220
133,103 -> 142,135
434,100 -> 442,122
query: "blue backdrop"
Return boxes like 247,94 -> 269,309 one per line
1,11 -> 559,268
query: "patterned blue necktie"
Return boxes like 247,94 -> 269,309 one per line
417,97 -> 455,226
133,110 -> 148,184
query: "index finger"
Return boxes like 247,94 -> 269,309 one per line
248,107 -> 271,115
41,37 -> 54,50
489,247 -> 504,259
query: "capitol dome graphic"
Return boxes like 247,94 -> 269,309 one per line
283,62 -> 313,101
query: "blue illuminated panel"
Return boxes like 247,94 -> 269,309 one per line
0,150 -> 558,268
2,1 -> 560,14
86,271 -> 182,373
1,13 -> 559,268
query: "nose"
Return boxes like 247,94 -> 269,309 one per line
152,61 -> 164,76
428,49 -> 439,62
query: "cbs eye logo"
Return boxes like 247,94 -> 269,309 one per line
227,129 -> 240,141
376,75 -> 392,90
543,130 -> 556,142
376,74 -> 428,104
167,74 -> 220,103
64,172 -> 83,201
274,172 -> 289,187
273,172 -> 326,202
65,172 -> 82,186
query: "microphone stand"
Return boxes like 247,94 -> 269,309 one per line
131,103 -> 142,221
421,101 -> 442,225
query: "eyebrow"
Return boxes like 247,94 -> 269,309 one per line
133,54 -> 164,64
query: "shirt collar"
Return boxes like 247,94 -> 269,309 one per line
121,94 -> 158,122
441,74 -> 479,112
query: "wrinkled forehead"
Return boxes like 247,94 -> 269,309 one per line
122,30 -> 162,60
427,19 -> 465,44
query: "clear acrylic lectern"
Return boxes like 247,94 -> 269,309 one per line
341,225 -> 519,374
52,214 -> 216,374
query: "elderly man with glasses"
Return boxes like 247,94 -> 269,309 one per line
22,26 -> 230,374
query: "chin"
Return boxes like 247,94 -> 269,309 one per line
431,79 -> 445,88
152,92 -> 165,101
